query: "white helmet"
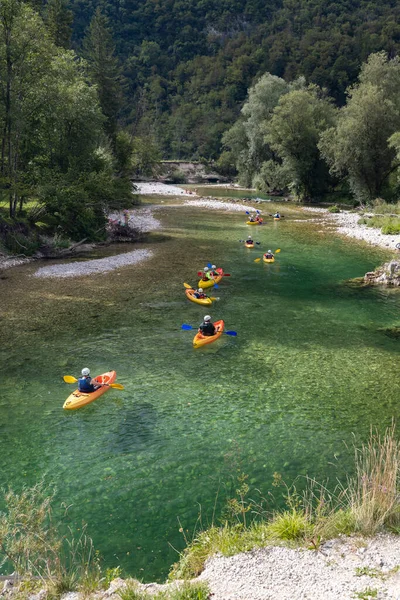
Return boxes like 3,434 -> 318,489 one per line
198,288 -> 203,292
212,265 -> 216,269
204,266 -> 209,271
204,315 -> 211,321
268,250 -> 272,253
248,235 -> 252,239
81,368 -> 90,376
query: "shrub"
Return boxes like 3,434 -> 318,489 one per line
328,205 -> 340,213
266,509 -> 312,541
169,169 -> 186,184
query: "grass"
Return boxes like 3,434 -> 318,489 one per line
118,581 -> 210,600
354,588 -> 378,599
170,424 -> 400,579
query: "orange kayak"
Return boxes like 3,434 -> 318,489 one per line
185,288 -> 212,306
193,320 -> 224,348
198,267 -> 223,289
63,371 -> 117,410
245,242 -> 254,248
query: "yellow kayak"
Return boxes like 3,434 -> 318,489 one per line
263,255 -> 275,263
245,242 -> 254,248
274,217 -> 281,221
185,288 -> 212,306
63,371 -> 117,410
198,267 -> 223,289
246,220 -> 260,225
193,320 -> 224,348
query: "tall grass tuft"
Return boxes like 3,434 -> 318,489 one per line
345,424 -> 400,534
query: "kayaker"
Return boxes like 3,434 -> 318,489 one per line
78,368 -> 101,393
255,214 -> 263,223
274,212 -> 281,219
246,235 -> 254,244
201,266 -> 211,281
210,264 -> 219,277
199,315 -> 216,336
248,215 -> 255,222
193,287 -> 207,299
264,249 -> 274,259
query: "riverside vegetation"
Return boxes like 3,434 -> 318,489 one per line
3,425 -> 400,597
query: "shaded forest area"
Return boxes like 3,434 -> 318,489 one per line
67,0 -> 400,159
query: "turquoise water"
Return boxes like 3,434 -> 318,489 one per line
1,202 -> 400,581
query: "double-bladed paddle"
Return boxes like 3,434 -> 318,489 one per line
63,375 -> 124,390
254,249 -> 281,262
181,324 -> 237,336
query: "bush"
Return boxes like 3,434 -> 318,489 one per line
169,169 -> 186,184
328,205 -> 340,213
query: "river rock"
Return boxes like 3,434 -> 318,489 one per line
364,260 -> 400,286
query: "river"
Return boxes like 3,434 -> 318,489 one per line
0,195 -> 399,581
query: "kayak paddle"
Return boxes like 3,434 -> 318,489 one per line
254,249 -> 281,262
197,271 -> 231,277
181,324 -> 237,336
63,375 -> 124,390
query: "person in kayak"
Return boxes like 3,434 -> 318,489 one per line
193,287 -> 207,299
210,264 -> 219,277
199,315 -> 216,336
248,214 -> 255,222
264,249 -> 274,259
255,214 -> 263,223
78,368 -> 101,393
274,212 -> 281,218
246,235 -> 254,244
201,266 -> 211,281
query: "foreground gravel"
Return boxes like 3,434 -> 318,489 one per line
33,249 -> 153,278
198,535 -> 400,599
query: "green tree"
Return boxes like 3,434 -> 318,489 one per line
44,0 -> 73,49
83,7 -> 122,145
319,53 -> 400,204
0,0 -> 54,217
267,87 -> 337,200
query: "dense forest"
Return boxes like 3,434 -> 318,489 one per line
1,0 -> 400,251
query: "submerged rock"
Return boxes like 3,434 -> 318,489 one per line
364,260 -> 400,286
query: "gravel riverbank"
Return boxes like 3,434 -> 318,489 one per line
303,207 -> 400,251
196,534 -> 400,599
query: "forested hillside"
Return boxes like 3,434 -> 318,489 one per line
66,0 -> 400,159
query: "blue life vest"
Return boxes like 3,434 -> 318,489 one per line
78,376 -> 95,393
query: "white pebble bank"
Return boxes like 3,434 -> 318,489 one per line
33,249 -> 153,278
132,182 -> 194,196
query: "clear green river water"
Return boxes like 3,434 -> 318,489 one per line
1,194 -> 400,581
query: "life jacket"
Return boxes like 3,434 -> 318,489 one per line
78,376 -> 95,393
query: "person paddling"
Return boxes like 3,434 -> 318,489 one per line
246,235 -> 254,245
193,287 -> 207,299
264,249 -> 274,259
78,368 -> 101,393
201,266 -> 211,281
274,212 -> 281,219
199,315 -> 216,336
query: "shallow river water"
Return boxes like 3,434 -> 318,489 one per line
1,197 -> 400,581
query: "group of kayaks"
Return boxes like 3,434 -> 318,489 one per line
63,206 -> 281,409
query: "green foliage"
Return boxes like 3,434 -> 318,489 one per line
354,588 -> 378,599
267,87 -> 337,200
169,169 -> 187,184
103,566 -> 122,589
328,205 -> 340,213
266,510 -> 312,541
320,53 -> 400,204
118,581 -> 209,600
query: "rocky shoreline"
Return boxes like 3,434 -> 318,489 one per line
303,206 -> 400,251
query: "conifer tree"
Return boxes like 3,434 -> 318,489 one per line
83,7 -> 122,145
44,0 -> 73,49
